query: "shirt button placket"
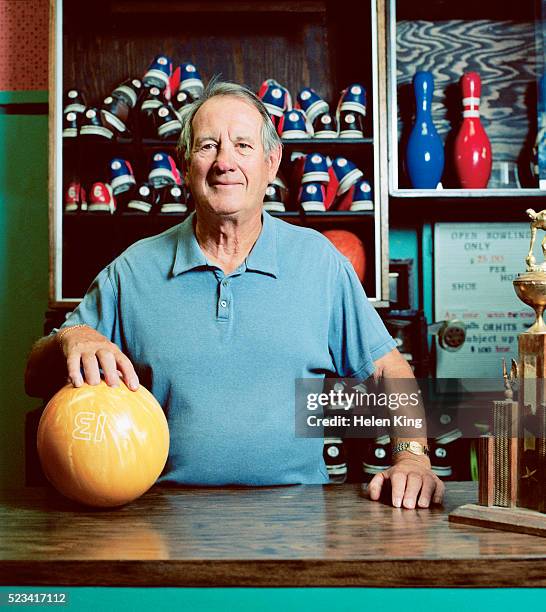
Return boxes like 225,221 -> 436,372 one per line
218,279 -> 231,321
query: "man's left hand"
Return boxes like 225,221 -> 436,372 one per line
367,458 -> 445,509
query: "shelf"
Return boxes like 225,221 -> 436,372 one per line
65,137 -> 374,148
53,0 -> 388,305
63,210 -> 375,222
389,194 -> 546,224
111,1 -> 328,15
280,138 -> 373,146
301,211 -> 375,220
63,138 -> 375,167
140,138 -> 375,157
391,188 -> 546,198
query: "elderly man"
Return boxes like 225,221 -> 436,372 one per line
26,81 -> 444,508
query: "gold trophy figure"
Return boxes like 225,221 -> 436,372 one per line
514,209 -> 546,333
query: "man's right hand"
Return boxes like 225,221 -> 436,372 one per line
58,326 -> 139,391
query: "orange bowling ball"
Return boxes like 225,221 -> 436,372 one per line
37,380 -> 169,508
322,230 -> 366,281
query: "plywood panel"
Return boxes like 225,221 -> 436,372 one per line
395,19 -> 540,186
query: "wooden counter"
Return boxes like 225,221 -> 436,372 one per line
1,482 -> 545,587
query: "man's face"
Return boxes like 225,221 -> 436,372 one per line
186,95 -> 281,218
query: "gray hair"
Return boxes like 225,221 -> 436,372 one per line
176,79 -> 282,163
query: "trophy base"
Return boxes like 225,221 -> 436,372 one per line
449,503 -> 546,538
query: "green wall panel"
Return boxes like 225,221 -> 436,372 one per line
0,91 -> 48,104
0,92 -> 49,489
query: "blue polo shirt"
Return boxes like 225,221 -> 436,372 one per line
60,211 -> 396,485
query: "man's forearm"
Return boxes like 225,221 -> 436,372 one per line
372,349 -> 430,464
25,334 -> 67,399
367,349 -> 444,507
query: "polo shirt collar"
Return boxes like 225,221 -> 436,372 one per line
172,213 -> 208,276
172,210 -> 279,278
245,210 -> 279,278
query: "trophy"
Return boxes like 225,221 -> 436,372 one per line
450,209 -> 546,536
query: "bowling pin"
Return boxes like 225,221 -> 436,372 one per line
454,72 -> 492,188
406,71 -> 444,189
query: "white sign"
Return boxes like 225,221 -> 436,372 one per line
434,223 -> 535,379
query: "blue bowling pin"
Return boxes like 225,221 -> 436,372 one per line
406,71 -> 444,189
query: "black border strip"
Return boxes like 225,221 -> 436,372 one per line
0,102 -> 49,115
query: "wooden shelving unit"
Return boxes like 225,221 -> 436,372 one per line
49,0 -> 391,309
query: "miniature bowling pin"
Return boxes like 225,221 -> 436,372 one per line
405,71 -> 444,189
454,72 -> 492,188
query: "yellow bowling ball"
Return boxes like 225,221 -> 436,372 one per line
37,380 -> 169,507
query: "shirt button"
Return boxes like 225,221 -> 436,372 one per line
222,280 -> 229,287
220,300 -> 227,308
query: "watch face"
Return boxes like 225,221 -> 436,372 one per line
408,441 -> 421,454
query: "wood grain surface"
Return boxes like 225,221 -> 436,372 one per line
396,20 -> 539,157
395,15 -> 541,188
450,502 -> 546,538
1,482 -> 545,586
62,0 -> 373,114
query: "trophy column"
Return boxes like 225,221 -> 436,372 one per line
514,268 -> 546,513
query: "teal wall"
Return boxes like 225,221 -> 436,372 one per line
390,224 -> 434,320
0,587 -> 544,611
0,90 -> 49,489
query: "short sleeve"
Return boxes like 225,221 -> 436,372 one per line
328,258 -> 396,379
58,265 -> 120,345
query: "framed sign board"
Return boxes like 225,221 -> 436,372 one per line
434,222 -> 534,380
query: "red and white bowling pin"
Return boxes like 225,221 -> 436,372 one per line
454,72 -> 492,188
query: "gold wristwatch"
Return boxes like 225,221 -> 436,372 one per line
392,441 -> 429,456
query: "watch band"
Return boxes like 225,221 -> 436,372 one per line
392,441 -> 429,456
